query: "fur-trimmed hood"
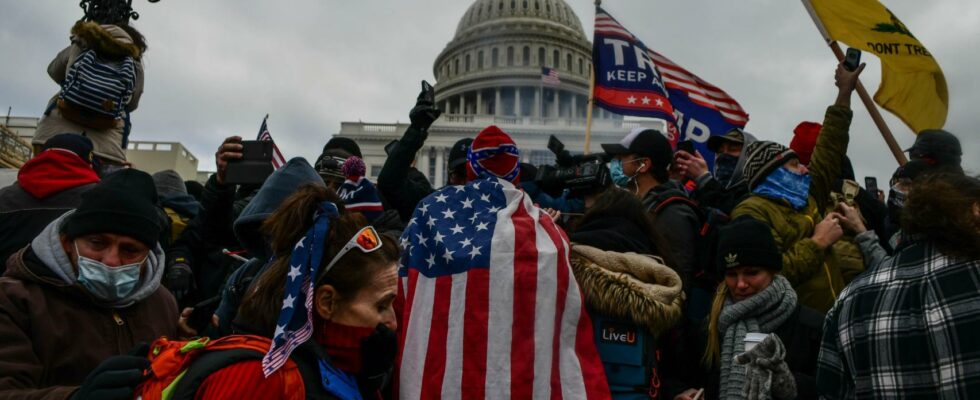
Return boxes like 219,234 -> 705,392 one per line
71,21 -> 141,59
570,244 -> 685,336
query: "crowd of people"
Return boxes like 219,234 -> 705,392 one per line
0,20 -> 979,400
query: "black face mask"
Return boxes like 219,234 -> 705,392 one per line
714,153 -> 739,185
357,323 -> 398,396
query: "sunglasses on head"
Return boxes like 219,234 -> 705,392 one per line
322,226 -> 383,276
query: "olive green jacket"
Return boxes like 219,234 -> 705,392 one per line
731,105 -> 854,312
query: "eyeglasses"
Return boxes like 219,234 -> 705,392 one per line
322,226 -> 383,275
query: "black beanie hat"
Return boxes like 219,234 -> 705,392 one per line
63,169 -> 161,247
715,216 -> 782,274
43,133 -> 95,164
323,137 -> 362,159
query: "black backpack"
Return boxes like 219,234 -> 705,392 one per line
650,195 -> 730,321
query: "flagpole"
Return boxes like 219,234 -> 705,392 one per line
584,0 -> 601,155
801,0 -> 908,165
583,64 -> 596,155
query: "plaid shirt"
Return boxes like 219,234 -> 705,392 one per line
816,240 -> 980,399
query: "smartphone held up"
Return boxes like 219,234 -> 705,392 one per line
843,47 -> 861,72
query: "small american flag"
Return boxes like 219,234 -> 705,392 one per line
261,202 -> 338,377
256,114 -> 287,170
397,177 -> 610,399
541,67 -> 561,86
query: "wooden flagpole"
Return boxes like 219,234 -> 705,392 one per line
584,0 -> 602,155
584,64 -> 596,155
801,0 -> 908,165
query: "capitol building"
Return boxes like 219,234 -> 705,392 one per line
335,0 -> 662,186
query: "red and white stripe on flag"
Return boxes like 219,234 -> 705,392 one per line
542,67 -> 562,86
258,130 -> 287,170
396,184 -> 610,400
648,50 -> 749,125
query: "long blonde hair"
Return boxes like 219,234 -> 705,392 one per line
702,282 -> 729,368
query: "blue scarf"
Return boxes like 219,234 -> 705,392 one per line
753,167 -> 811,210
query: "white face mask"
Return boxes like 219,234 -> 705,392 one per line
74,242 -> 144,302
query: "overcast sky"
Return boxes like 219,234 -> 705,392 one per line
2,0 -> 977,182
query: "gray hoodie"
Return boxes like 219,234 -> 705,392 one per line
30,210 -> 166,308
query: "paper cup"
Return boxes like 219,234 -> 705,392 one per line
744,332 -> 767,352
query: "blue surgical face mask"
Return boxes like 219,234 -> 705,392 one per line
609,158 -> 644,188
714,153 -> 739,185
609,159 -> 630,187
753,167 -> 812,210
74,242 -> 144,302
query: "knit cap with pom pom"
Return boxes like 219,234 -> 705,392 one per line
341,156 -> 366,180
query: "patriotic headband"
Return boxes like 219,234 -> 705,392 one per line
467,143 -> 521,182
262,201 -> 339,377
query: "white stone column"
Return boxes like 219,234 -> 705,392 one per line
553,90 -> 560,118
460,95 -> 467,115
419,148 -> 431,181
514,88 -> 521,117
571,94 -> 578,120
435,147 -> 445,186
495,89 -> 502,117
534,87 -> 542,118
476,91 -> 483,115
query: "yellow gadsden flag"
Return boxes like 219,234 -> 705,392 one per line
806,0 -> 947,133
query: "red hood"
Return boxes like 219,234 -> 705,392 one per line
17,149 -> 100,199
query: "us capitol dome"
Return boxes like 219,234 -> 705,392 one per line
335,0 -> 661,186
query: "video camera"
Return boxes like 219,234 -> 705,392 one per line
533,135 -> 611,198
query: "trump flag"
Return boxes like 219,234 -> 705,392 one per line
396,177 -> 610,400
592,6 -> 749,163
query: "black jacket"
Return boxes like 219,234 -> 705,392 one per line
165,174 -> 245,306
0,183 -> 95,272
377,126 -> 434,223
691,174 -> 749,215
642,181 -> 700,292
662,304 -> 825,399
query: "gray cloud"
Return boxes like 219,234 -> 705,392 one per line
1,0 -> 976,182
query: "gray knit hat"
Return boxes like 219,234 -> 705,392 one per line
152,170 -> 187,198
741,141 -> 798,190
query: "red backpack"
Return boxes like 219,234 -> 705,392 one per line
133,335 -> 306,400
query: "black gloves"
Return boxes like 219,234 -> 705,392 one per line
409,87 -> 442,131
71,344 -> 149,400
357,324 -> 398,395
163,261 -> 195,301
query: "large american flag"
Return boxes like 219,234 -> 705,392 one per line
256,114 -> 287,170
542,67 -> 562,86
397,178 -> 610,400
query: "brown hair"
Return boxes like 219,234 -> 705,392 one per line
237,184 -> 401,336
572,187 -> 679,268
702,282 -> 727,368
901,173 -> 980,259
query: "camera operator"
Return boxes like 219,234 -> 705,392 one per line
519,163 -> 586,216
601,128 -> 699,291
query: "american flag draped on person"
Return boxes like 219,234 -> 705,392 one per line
396,125 -> 610,399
